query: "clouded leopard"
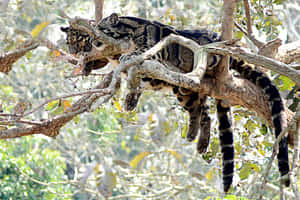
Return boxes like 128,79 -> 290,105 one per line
61,13 -> 290,192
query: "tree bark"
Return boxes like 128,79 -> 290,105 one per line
94,0 -> 104,23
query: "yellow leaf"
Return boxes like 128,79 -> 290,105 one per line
165,149 -> 186,168
205,169 -> 214,183
130,152 -> 151,169
169,15 -> 175,21
121,141 -> 126,149
46,100 -> 59,111
52,50 -> 61,57
165,8 -> 172,15
181,124 -> 188,138
165,150 -> 182,162
94,163 -> 102,175
147,112 -> 153,122
62,100 -> 72,111
114,101 -> 123,112
31,21 -> 50,38
134,133 -> 139,141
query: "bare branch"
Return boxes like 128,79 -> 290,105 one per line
290,110 -> 300,199
0,73 -> 113,139
40,38 -> 78,65
0,40 -> 39,73
23,88 -> 111,117
93,0 -> 104,23
243,0 -> 252,34
234,21 -> 265,48
217,0 -> 236,80
205,45 -> 300,86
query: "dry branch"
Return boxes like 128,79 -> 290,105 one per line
205,46 -> 300,86
0,73 -> 113,139
257,108 -> 300,200
94,0 -> 104,23
0,39 -> 39,73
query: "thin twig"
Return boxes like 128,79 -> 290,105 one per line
24,88 -> 111,117
4,120 -> 42,126
19,168 -> 78,186
234,21 -> 265,48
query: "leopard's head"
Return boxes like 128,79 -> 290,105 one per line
60,26 -> 93,54
61,26 -> 111,75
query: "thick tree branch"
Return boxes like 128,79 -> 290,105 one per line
206,46 -> 300,86
276,40 -> 300,64
217,0 -> 236,79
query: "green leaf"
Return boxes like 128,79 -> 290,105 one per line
51,106 -> 64,116
279,76 -> 295,91
224,195 -> 237,200
239,162 -> 251,180
250,163 -> 260,172
73,115 -> 80,124
46,100 -> 59,111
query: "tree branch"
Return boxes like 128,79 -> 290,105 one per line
205,45 -> 300,86
0,73 -> 113,139
93,0 -> 104,23
243,0 -> 252,34
276,40 -> 300,64
217,0 -> 236,79
0,39 -> 39,73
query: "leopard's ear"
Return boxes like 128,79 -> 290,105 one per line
108,13 -> 119,25
60,26 -> 70,33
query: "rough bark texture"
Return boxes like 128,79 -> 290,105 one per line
276,40 -> 300,64
94,0 -> 104,23
217,0 -> 236,79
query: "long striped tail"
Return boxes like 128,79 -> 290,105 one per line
230,58 -> 290,186
217,101 -> 234,193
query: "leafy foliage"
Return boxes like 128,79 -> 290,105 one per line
0,137 -> 71,200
